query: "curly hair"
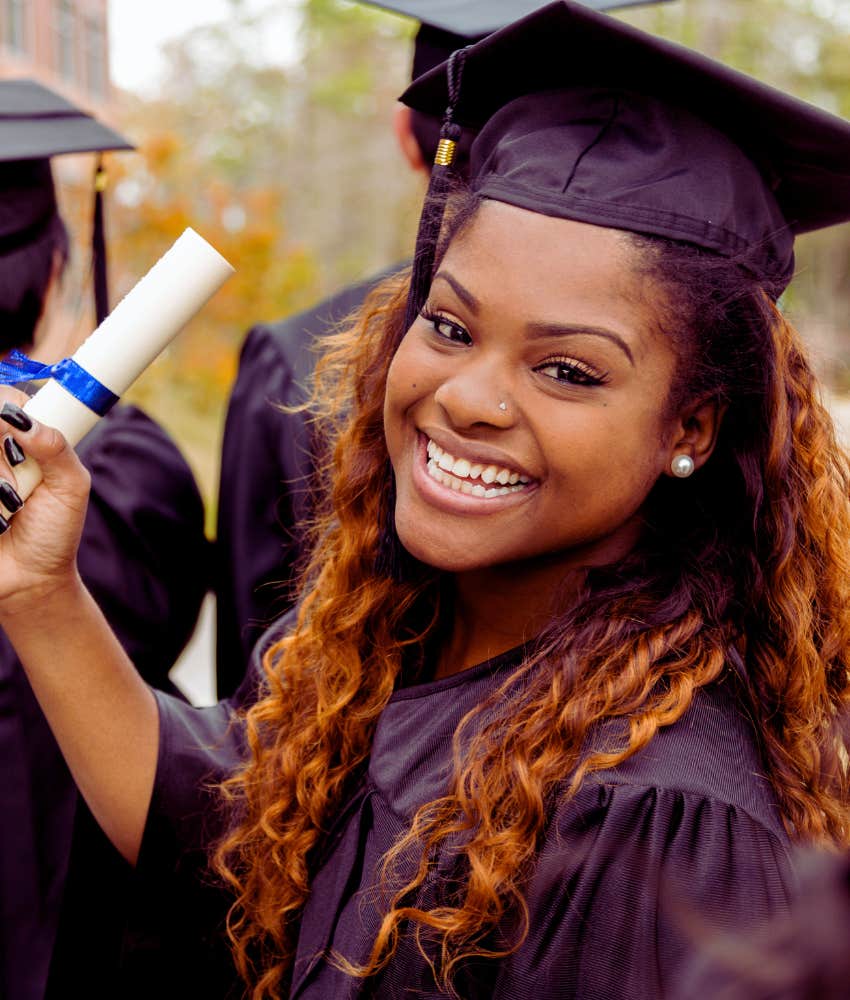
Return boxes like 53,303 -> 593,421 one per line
213,192 -> 850,997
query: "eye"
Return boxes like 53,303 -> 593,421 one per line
420,305 -> 472,346
535,357 -> 608,387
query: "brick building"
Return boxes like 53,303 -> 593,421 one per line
0,0 -> 113,114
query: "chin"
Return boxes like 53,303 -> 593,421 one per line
395,526 -> 498,574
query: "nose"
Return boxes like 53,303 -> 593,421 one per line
433,363 -> 515,430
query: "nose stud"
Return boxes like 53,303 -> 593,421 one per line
498,400 -> 507,411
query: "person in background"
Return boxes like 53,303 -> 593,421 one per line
214,0 -> 675,697
1,3 -> 849,997
0,80 -> 209,1000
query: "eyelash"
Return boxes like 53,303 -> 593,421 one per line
420,305 -> 472,345
534,356 -> 610,387
419,305 -> 609,386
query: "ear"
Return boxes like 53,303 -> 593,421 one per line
392,104 -> 428,176
665,396 -> 726,476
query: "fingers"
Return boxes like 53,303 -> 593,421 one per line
0,400 -> 90,514
3,436 -> 25,468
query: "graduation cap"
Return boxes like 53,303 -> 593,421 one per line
399,0 -> 850,325
0,79 -> 134,325
362,0 -> 676,77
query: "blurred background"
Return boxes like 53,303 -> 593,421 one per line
1,0 -> 849,528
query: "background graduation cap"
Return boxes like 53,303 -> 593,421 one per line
363,0 -> 676,79
398,0 -> 850,325
0,79 -> 134,326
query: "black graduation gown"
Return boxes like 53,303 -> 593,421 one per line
0,404 -> 210,1000
215,267 -> 402,698
133,618 -> 794,1000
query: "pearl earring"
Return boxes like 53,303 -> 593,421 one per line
671,454 -> 695,478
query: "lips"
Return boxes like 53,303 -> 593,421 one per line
425,437 -> 535,498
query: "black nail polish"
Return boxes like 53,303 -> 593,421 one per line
0,481 -> 22,513
0,514 -> 9,535
3,437 -> 24,467
0,403 -> 32,432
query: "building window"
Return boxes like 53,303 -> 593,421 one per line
4,0 -> 27,53
85,15 -> 106,97
54,0 -> 76,82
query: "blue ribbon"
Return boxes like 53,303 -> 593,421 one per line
0,350 -> 118,417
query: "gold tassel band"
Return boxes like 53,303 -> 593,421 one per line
434,137 -> 457,167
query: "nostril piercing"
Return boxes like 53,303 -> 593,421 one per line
498,400 -> 507,411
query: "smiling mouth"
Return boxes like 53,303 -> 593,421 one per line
425,437 -> 535,498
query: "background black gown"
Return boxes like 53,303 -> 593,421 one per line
214,266 -> 402,698
130,613 -> 794,999
0,404 -> 209,1000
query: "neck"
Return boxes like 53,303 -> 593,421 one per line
434,558 -> 585,680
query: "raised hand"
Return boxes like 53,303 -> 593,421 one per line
0,390 -> 91,611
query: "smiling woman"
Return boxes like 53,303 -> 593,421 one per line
1,2 -> 850,999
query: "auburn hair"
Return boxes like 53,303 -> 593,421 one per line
214,193 -> 850,997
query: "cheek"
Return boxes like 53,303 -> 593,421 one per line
384,335 -> 425,452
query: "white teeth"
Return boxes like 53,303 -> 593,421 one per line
426,458 -> 528,499
424,438 -> 532,497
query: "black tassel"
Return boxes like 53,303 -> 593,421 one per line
403,47 -> 469,332
92,156 -> 109,326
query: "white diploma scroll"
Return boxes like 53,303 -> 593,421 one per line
9,228 -> 234,507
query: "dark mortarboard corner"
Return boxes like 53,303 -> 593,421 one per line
0,79 -> 134,322
364,0 -> 675,38
400,0 -> 850,294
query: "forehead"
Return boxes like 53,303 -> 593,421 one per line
438,200 -> 666,357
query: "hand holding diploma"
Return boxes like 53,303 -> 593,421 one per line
0,231 -> 233,863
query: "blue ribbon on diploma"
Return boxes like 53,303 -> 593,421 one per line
0,350 -> 118,417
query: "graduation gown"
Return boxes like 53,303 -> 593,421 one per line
215,267 -> 402,698
132,615 -> 794,999
0,404 -> 209,1000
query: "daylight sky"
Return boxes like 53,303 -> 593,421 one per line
108,0 -> 300,94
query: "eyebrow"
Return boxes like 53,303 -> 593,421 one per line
432,271 -> 480,313
432,270 -> 636,366
525,321 -> 635,366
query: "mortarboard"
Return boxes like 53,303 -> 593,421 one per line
362,0 -> 676,77
366,0 -> 674,39
399,0 -> 850,322
0,79 -> 134,324
361,0 -> 675,172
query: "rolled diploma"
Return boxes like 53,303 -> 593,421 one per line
9,228 -> 234,507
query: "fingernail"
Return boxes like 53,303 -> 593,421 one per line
3,437 -> 24,467
0,514 -> 9,535
0,481 -> 22,513
0,403 -> 32,432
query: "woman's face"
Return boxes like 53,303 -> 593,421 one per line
384,201 -> 685,576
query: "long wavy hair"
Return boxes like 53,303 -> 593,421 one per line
214,190 -> 850,997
